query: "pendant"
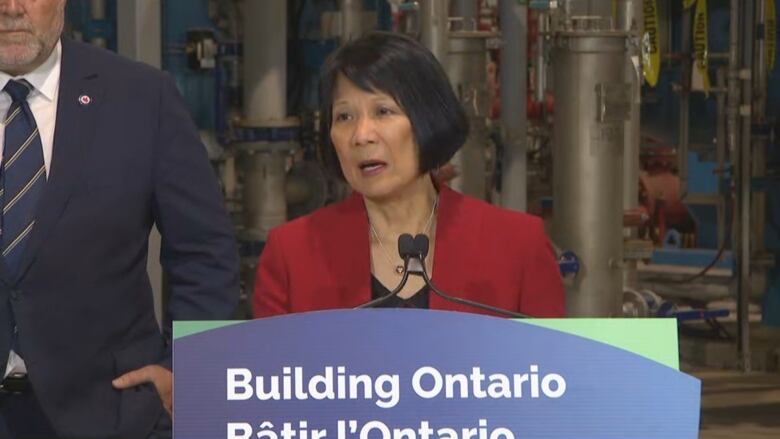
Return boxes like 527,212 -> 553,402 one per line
395,265 -> 405,275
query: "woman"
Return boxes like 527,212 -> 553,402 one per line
254,32 -> 564,317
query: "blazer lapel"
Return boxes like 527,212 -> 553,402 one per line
15,39 -> 102,281
322,192 -> 372,307
429,185 -> 468,309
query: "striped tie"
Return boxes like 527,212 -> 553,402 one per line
1,79 -> 45,275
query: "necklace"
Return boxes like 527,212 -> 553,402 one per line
369,196 -> 438,275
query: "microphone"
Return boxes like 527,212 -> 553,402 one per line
355,234 -> 418,308
412,234 -> 530,319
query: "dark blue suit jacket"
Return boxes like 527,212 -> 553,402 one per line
0,39 -> 239,437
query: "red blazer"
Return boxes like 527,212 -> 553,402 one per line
253,185 -> 565,317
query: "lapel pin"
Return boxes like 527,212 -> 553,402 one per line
78,94 -> 92,106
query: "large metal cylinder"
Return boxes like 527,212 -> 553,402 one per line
551,31 -> 629,317
448,32 -> 493,199
243,0 -> 286,123
242,153 -> 288,240
240,0 -> 290,239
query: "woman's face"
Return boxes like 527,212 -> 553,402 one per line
330,75 -> 421,201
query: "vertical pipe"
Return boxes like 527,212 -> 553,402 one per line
340,0 -> 364,43
223,155 -> 237,208
90,0 -> 107,48
117,0 -> 163,68
678,7 -> 692,197
753,0 -> 768,255
535,13 -> 546,104
738,0 -> 755,373
727,0 -> 743,363
420,0 -> 451,65
716,67 -> 727,249
243,153 -> 288,237
727,1 -> 741,166
451,0 -> 478,30
242,0 -> 289,240
243,0 -> 287,123
499,0 -> 529,211
617,0 -> 643,289
552,32 -> 628,317
448,34 -> 491,198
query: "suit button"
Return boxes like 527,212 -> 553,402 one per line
10,289 -> 20,300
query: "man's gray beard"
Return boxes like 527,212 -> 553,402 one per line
0,38 -> 44,69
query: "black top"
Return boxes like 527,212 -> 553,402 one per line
371,275 -> 429,308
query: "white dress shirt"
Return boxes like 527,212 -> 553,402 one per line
2,41 -> 62,379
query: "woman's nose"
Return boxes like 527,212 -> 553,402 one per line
351,115 -> 378,146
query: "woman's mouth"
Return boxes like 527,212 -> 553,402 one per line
359,160 -> 387,176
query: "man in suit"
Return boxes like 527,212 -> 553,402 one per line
0,1 -> 239,437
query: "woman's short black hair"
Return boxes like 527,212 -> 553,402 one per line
319,31 -> 469,178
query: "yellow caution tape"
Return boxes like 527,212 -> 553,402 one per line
643,0 -> 661,86
692,0 -> 711,94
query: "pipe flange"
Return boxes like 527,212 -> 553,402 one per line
234,140 -> 298,154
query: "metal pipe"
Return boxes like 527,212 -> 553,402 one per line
451,0 -> 478,30
447,32 -> 493,199
499,0 -> 529,211
752,0 -> 768,256
340,0 -> 364,43
243,0 -> 286,123
90,0 -> 107,48
737,0 -> 755,373
241,0 -> 289,239
564,0 -> 613,17
726,0 -> 743,366
715,67 -> 727,250
419,0 -> 451,65
617,0 -> 643,289
727,1 -> 741,164
535,13 -> 547,104
678,7 -> 692,198
223,154 -> 237,208
242,153 -> 288,240
551,29 -> 629,317
117,0 -> 162,68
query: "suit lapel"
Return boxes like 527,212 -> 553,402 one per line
14,39 -> 102,281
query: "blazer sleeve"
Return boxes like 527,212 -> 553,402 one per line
253,229 -> 291,317
520,217 -> 566,317
152,72 -> 241,367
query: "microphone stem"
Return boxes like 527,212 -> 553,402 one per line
419,261 -> 530,319
354,264 -> 412,309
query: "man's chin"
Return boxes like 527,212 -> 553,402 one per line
0,49 -> 41,72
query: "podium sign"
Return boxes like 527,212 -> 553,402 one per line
174,310 -> 700,439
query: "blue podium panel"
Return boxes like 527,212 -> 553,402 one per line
174,310 -> 700,439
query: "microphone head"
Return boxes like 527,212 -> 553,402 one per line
397,234 -> 416,259
413,234 -> 430,259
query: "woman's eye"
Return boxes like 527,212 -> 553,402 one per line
377,106 -> 394,116
333,112 -> 351,122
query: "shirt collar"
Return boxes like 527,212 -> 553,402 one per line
0,40 -> 62,102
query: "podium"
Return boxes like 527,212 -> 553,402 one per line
174,310 -> 700,439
